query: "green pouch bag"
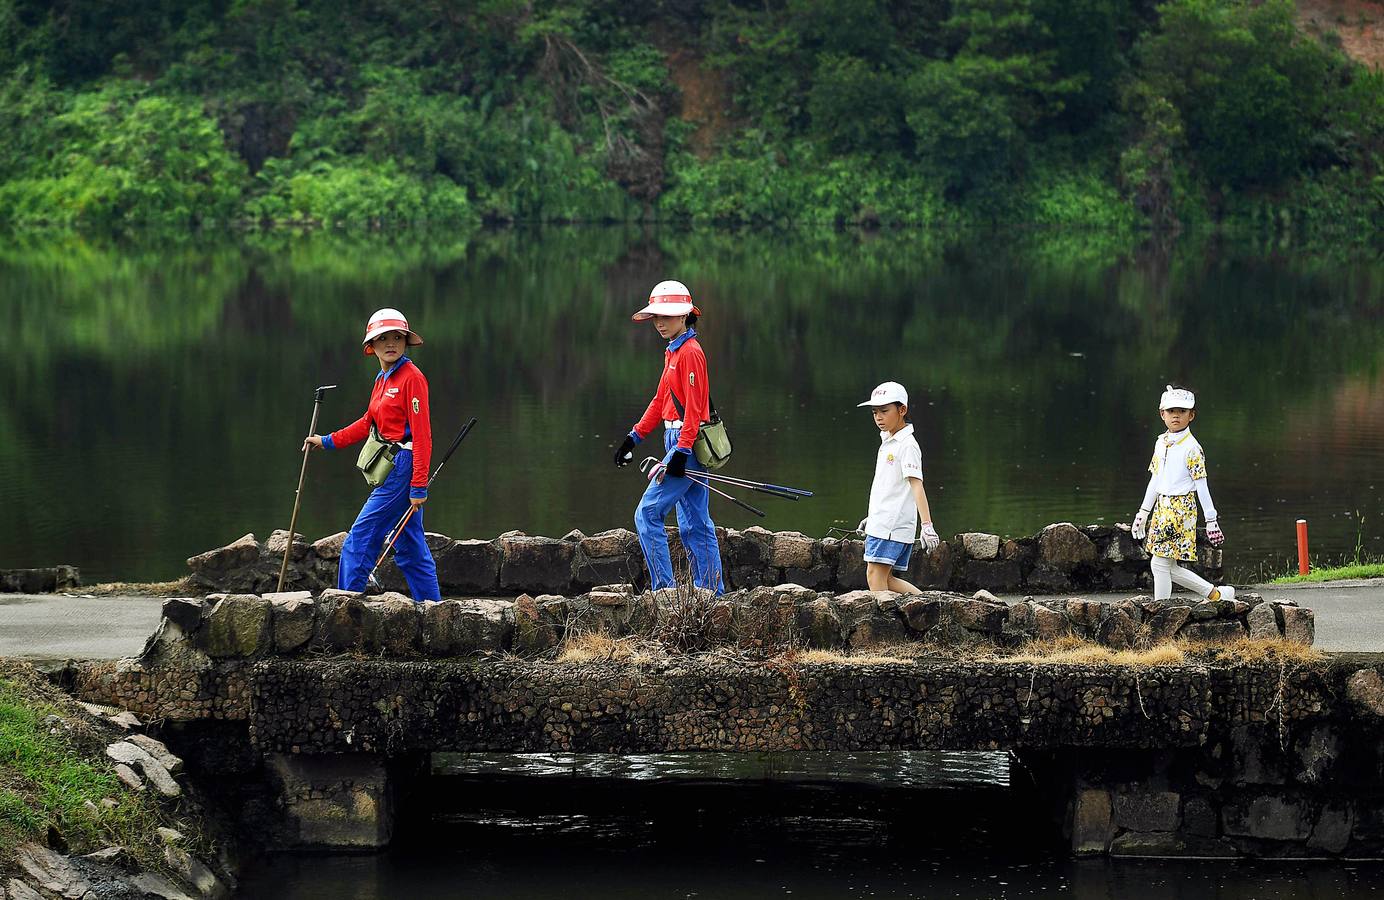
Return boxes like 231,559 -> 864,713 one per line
671,391 -> 733,470
355,424 -> 399,488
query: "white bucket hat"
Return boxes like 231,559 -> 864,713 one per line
632,280 -> 702,321
857,381 -> 909,408
362,308 -> 423,355
1159,385 -> 1195,410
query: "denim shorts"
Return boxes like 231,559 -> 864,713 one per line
863,535 -> 913,572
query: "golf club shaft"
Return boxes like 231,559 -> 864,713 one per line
367,417 -> 478,587
277,391 -> 331,592
654,465 -> 765,517
697,470 -> 813,497
693,470 -> 801,500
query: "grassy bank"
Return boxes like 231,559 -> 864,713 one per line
1271,562 -> 1384,585
0,662 -> 188,870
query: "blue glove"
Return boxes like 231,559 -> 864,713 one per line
665,450 -> 688,479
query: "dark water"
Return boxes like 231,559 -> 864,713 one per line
236,752 -> 1384,900
5,229 -> 1384,583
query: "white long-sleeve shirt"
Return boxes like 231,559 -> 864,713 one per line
1140,429 -> 1218,521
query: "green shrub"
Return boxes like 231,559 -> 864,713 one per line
245,159 -> 476,228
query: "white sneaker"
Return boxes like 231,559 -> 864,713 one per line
1211,585 -> 1236,602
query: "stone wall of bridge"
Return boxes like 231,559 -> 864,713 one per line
187,522 -> 1225,598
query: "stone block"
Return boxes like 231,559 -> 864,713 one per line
836,539 -> 866,591
1346,668 -> 1384,717
1280,606 -> 1314,645
1180,620 -> 1245,644
1072,788 -> 1112,854
909,540 -> 954,590
371,599 -> 421,654
1032,604 -> 1070,640
267,529 -> 310,561
186,533 -> 260,574
1108,831 -> 1185,856
1183,797 -> 1218,837
950,599 -> 1007,635
726,527 -> 773,568
1005,600 -> 1036,636
1247,601 -> 1282,640
1308,803 -> 1353,854
771,531 -> 816,570
513,594 -> 558,654
784,564 -> 838,590
435,539 -> 501,594
499,535 -> 576,595
962,559 -> 1023,593
960,532 -> 1000,560
1096,610 -> 1138,650
1223,796 -> 1310,841
1102,528 -> 1141,564
310,531 -> 348,561
203,594 -> 271,658
579,528 -> 639,559
423,599 -> 513,655
0,565 -> 81,593
161,598 -> 206,634
1039,523 -> 1097,568
1025,563 -> 1072,593
266,753 -> 393,848
1113,790 -> 1181,832
899,598 -> 940,635
795,597 -> 844,648
312,593 -> 376,653
271,596 -> 316,654
1147,606 -> 1191,643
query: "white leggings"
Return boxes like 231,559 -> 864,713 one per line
1150,555 -> 1214,601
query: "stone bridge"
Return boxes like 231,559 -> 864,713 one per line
61,589 -> 1384,862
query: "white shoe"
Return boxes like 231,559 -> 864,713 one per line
1212,585 -> 1235,602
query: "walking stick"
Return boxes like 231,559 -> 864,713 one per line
366,417 -> 478,590
278,384 -> 338,592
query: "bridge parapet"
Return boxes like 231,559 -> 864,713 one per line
186,522 -> 1226,598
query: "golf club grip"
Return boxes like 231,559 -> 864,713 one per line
428,417 -> 477,485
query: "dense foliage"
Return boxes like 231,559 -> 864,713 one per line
0,0 -> 1379,237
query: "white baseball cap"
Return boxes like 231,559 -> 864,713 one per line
857,382 -> 909,408
632,280 -> 702,321
1159,385 -> 1195,410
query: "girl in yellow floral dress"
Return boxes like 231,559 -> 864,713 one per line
1130,385 -> 1235,602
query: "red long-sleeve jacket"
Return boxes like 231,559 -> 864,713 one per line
324,357 -> 432,497
632,330 -> 709,451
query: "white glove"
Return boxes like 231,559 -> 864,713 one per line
1132,509 -> 1149,540
1206,520 -> 1224,547
857,518 -> 868,535
920,522 -> 940,551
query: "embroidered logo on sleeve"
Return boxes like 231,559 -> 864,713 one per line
689,372 -> 696,386
412,397 -> 420,414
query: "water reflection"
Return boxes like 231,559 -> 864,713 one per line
4,229 -> 1383,582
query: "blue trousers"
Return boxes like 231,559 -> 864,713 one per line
634,429 -> 724,594
338,449 -> 441,602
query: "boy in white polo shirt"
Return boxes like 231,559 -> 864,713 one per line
856,382 -> 940,594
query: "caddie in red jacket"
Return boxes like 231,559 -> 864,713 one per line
304,308 -> 441,601
613,280 -> 724,594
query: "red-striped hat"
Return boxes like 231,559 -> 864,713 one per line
362,308 -> 423,355
631,280 -> 701,322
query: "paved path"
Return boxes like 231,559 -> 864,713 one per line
1,582 -> 1382,662
0,593 -> 163,664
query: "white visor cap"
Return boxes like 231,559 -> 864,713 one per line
632,280 -> 701,321
857,381 -> 909,408
1159,385 -> 1195,410
362,307 -> 423,355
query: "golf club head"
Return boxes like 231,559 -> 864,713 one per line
638,456 -> 661,473
367,571 -> 383,592
314,384 -> 338,401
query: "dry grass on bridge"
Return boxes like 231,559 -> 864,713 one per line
553,631 -> 1325,669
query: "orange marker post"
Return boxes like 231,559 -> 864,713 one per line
1296,519 -> 1310,576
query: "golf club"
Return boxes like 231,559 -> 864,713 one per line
638,457 -> 807,500
366,416 -> 478,591
278,383 -> 338,592
643,459 -> 766,518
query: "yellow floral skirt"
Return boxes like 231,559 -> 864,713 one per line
1146,492 -> 1199,562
